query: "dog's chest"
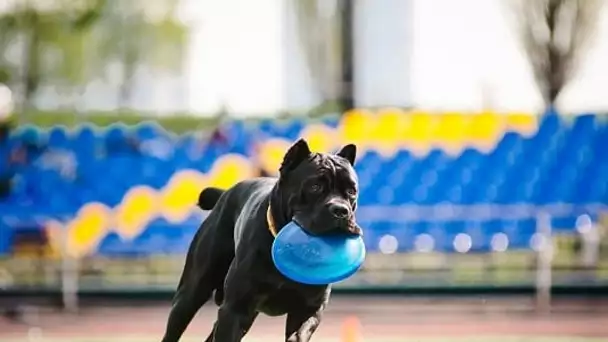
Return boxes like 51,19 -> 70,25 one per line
256,286 -> 326,317
255,288 -> 300,316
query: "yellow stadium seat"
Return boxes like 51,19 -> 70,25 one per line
467,112 -> 503,145
114,186 -> 158,239
67,203 -> 112,257
404,111 -> 435,154
434,112 -> 469,152
257,139 -> 290,176
505,112 -> 538,136
338,108 -> 373,149
160,170 -> 206,223
375,108 -> 407,155
208,154 -> 253,189
300,124 -> 337,153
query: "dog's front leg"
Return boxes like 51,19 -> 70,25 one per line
285,306 -> 324,342
212,260 -> 260,342
212,304 -> 258,342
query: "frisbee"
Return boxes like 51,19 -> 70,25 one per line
271,221 -> 366,285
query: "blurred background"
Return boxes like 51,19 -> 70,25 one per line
1,0 -> 608,341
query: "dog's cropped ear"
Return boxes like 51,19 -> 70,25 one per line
336,144 -> 357,166
280,139 -> 311,176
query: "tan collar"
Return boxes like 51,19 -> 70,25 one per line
266,204 -> 278,238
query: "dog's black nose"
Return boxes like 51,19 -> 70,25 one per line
329,203 -> 350,219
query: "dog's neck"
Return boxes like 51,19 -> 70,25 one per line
267,184 -> 291,238
266,205 -> 278,238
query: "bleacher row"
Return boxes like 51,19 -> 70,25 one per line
0,110 -> 606,256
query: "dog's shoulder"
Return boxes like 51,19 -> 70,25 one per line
217,177 -> 277,218
230,177 -> 277,248
230,177 -> 277,200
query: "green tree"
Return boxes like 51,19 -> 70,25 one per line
0,0 -> 106,114
293,0 -> 343,108
507,0 -> 604,110
94,0 -> 188,108
0,0 -> 187,116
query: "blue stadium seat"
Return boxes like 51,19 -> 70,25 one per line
48,126 -> 70,148
135,122 -> 165,140
2,113 -> 608,257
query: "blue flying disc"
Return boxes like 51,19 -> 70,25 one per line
271,221 -> 366,285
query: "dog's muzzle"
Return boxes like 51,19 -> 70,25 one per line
327,202 -> 361,236
329,202 -> 350,219
346,222 -> 363,236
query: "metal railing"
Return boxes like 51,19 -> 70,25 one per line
1,204 -> 607,313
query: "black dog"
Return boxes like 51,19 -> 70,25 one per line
160,139 -> 361,342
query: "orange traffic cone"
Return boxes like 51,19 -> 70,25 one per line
341,316 -> 362,342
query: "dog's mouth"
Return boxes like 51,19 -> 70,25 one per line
293,216 -> 362,237
346,223 -> 363,236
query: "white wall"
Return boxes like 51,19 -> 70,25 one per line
410,0 -> 608,113
354,0 -> 413,107
8,0 -> 608,115
184,0 -> 285,116
184,0 -> 608,115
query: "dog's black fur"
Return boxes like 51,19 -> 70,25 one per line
160,139 -> 360,342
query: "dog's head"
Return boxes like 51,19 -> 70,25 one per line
276,139 -> 361,236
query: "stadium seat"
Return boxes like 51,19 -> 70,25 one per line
2,112 -> 607,257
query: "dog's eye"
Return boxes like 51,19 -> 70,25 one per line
346,189 -> 357,197
310,183 -> 323,193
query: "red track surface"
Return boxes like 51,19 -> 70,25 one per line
1,296 -> 608,339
